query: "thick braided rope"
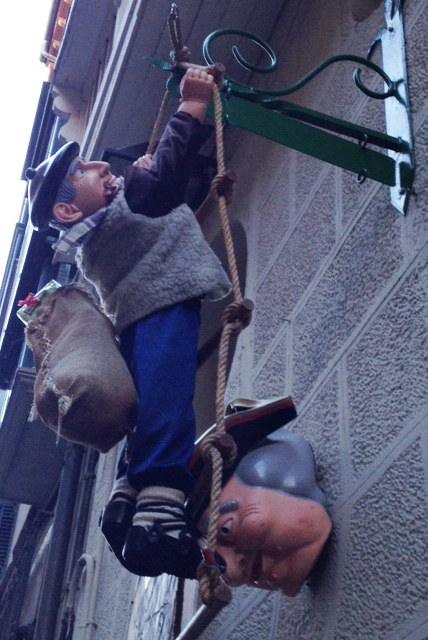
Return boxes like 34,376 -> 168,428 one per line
210,84 -> 242,302
146,91 -> 170,157
198,83 -> 254,608
145,4 -> 190,157
146,4 -> 242,608
198,445 -> 226,604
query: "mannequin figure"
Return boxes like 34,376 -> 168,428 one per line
197,430 -> 332,595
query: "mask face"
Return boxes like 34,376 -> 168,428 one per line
65,159 -> 118,218
203,476 -> 331,595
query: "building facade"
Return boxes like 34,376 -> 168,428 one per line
1,1 -> 428,639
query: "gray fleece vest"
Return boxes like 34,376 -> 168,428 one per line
76,191 -> 231,334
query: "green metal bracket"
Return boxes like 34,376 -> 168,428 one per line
148,0 -> 414,213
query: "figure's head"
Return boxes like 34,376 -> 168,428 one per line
26,142 -> 118,231
198,434 -> 332,596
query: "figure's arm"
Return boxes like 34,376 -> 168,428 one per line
124,69 -> 214,217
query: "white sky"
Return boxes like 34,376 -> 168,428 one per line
0,0 -> 55,281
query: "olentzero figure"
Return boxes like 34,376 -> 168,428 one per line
26,68 -> 332,590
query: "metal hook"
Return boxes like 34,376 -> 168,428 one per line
357,169 -> 368,184
359,133 -> 369,149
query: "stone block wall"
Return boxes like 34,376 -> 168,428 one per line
200,1 -> 428,638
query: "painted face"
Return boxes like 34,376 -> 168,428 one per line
66,158 -> 118,218
200,476 -> 332,596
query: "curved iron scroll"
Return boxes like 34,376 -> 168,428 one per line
202,28 -> 399,102
146,5 -> 414,213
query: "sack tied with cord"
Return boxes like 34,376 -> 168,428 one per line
24,284 -> 137,453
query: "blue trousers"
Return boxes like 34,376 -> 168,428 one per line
117,298 -> 201,495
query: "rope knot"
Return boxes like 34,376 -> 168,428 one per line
209,170 -> 237,205
172,45 -> 191,64
199,432 -> 237,468
197,562 -> 233,608
221,299 -> 254,335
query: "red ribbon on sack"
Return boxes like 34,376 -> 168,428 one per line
17,293 -> 41,308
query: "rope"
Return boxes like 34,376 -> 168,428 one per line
145,2 -> 189,157
146,91 -> 170,156
210,85 -> 242,301
152,4 -> 254,606
197,82 -> 254,608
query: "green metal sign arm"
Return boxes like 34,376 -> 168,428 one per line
154,62 -> 410,190
149,0 -> 414,213
212,93 -> 398,187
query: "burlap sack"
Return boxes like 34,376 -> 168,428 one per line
25,284 -> 137,453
